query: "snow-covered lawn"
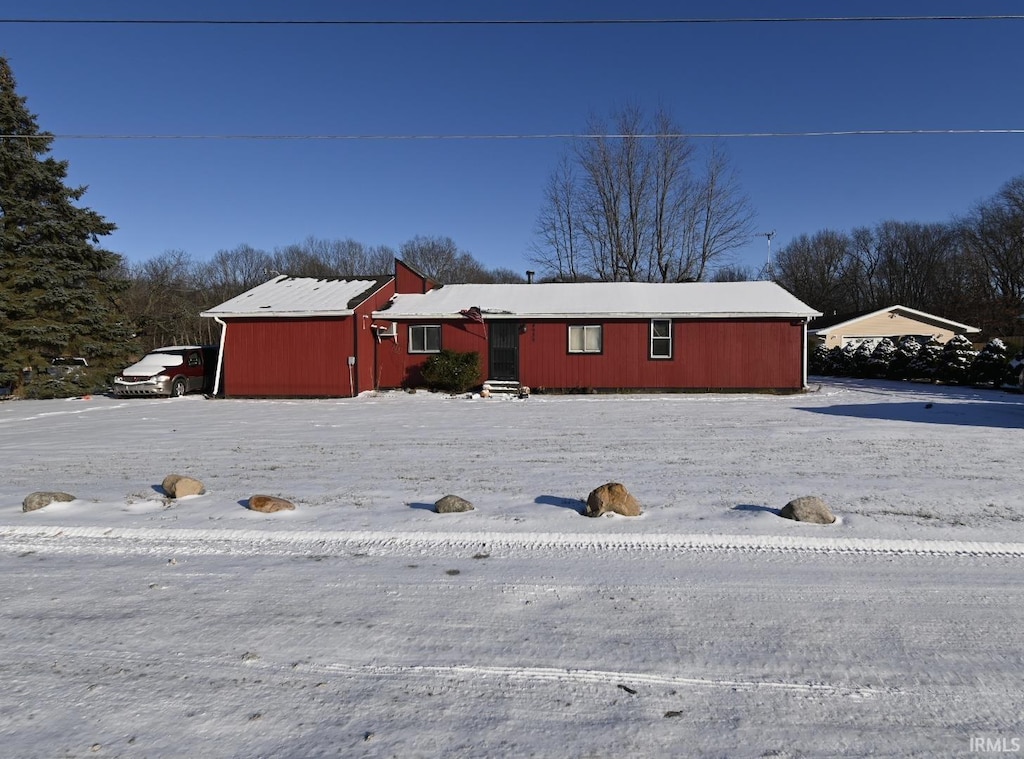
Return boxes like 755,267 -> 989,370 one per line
2,379 -> 1023,757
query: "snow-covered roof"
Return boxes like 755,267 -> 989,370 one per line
808,305 -> 980,335
374,281 -> 821,320
201,276 -> 391,318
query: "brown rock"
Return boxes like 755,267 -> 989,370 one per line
23,491 -> 76,512
248,494 -> 295,513
779,495 -> 836,524
161,474 -> 206,498
585,482 -> 642,517
434,494 -> 474,513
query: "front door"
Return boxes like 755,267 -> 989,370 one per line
489,322 -> 520,381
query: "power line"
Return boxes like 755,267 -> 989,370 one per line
1,129 -> 1022,141
0,15 -> 1022,26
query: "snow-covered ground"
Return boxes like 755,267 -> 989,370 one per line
2,379 -> 1023,757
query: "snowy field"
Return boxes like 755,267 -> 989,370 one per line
2,378 -> 1023,757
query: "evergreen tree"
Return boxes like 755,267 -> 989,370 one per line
908,338 -> 944,381
888,335 -> 923,380
968,338 -> 1009,386
0,57 -> 136,393
866,337 -> 897,378
808,343 -> 832,375
936,334 -> 978,385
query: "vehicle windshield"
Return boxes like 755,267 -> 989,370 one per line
122,353 -> 185,373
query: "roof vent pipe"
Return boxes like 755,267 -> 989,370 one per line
526,270 -> 535,284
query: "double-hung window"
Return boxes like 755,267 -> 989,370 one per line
568,324 -> 602,354
650,319 -> 672,359
409,324 -> 441,353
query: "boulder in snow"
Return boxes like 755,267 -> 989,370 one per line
248,494 -> 295,513
779,495 -> 836,524
585,482 -> 642,517
435,494 -> 474,513
162,474 -> 206,498
22,491 -> 76,512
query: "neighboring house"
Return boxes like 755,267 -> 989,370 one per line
808,306 -> 981,350
200,275 -> 394,397
201,261 -> 821,396
372,261 -> 820,392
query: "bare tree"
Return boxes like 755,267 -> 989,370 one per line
198,244 -> 273,301
123,250 -> 214,350
530,157 -> 583,281
398,235 -> 512,283
959,176 -> 1024,334
531,105 -> 755,282
773,230 -> 855,315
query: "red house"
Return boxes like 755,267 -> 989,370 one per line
201,275 -> 393,397
202,260 -> 820,396
372,261 -> 820,392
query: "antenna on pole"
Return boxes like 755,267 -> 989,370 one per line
756,230 -> 776,280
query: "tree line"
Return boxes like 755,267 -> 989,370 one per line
772,175 -> 1024,338
119,235 -> 525,352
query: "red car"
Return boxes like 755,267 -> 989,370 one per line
114,346 -> 217,397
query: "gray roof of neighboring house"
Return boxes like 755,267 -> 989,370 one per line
374,281 -> 821,320
201,276 -> 391,317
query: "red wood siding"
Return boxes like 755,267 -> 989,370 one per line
395,260 -> 436,294
376,318 -> 806,391
376,319 -> 488,388
352,283 -> 398,392
223,318 -> 356,397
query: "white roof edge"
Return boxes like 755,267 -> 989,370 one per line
810,304 -> 980,335
201,309 -> 355,318
371,311 -> 821,320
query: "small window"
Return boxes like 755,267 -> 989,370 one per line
187,352 -> 202,367
650,319 -> 672,359
568,325 -> 602,354
409,325 -> 441,353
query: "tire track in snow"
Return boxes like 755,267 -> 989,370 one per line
3,524 -> 1024,558
38,646 -> 890,702
295,660 -> 889,700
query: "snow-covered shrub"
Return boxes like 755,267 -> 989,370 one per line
1004,348 -> 1024,387
808,344 -> 833,375
936,334 -> 978,385
827,345 -> 854,376
887,336 -> 923,380
968,338 -> 1009,386
850,340 -> 878,377
865,338 -> 897,378
907,338 -> 943,381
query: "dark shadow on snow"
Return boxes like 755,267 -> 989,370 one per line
732,504 -> 781,516
810,376 -> 1023,403
151,484 -> 169,496
407,502 -> 436,511
535,495 -> 587,515
795,401 -> 1024,429
238,498 -> 251,509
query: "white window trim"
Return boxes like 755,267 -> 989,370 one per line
568,324 -> 602,354
408,324 -> 441,354
650,319 -> 672,359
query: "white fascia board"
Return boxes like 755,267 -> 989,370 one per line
200,310 -> 355,318
371,311 -> 821,320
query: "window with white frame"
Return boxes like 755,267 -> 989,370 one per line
409,324 -> 441,353
568,324 -> 602,354
650,319 -> 672,358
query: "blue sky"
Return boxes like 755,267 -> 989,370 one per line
2,1 -> 1022,277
